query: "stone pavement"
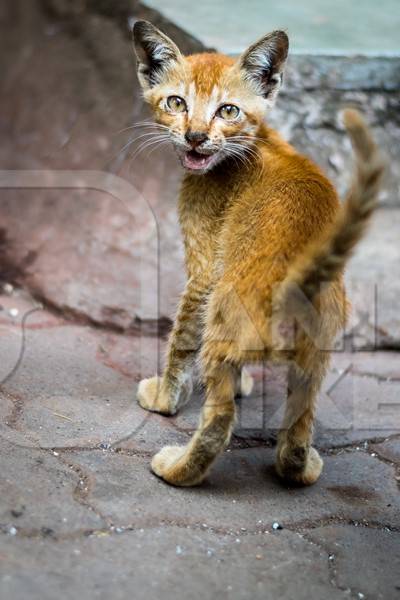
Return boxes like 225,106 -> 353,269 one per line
0,288 -> 399,600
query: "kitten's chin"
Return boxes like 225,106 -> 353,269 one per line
181,150 -> 218,173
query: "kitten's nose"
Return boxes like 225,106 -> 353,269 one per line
185,130 -> 208,147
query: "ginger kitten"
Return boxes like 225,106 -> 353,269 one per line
133,21 -> 384,486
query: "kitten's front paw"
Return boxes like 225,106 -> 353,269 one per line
137,376 -> 193,415
137,376 -> 175,415
151,445 -> 206,487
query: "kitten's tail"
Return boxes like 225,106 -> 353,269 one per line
277,109 -> 384,308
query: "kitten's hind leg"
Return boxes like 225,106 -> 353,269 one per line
276,355 -> 328,486
151,357 -> 237,486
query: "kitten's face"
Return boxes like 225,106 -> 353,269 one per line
134,22 -> 288,174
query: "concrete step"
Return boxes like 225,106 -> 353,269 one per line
144,0 -> 400,55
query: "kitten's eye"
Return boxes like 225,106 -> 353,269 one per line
166,96 -> 187,113
217,104 -> 240,120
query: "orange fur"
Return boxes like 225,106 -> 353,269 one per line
133,22 -> 384,487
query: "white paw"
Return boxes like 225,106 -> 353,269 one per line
151,445 -> 186,477
137,376 -> 169,413
137,375 -> 193,415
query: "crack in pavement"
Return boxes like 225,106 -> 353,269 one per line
300,529 -> 367,600
50,450 -> 113,528
321,439 -> 400,489
320,433 -> 400,456
350,369 -> 400,383
10,284 -> 172,338
1,513 -> 398,544
286,515 -> 399,534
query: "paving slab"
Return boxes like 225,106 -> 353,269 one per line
0,528 -> 349,600
370,438 -> 400,465
0,291 -> 186,451
66,448 -> 400,532
306,525 -> 400,600
1,289 -> 399,599
1,290 -> 400,454
0,438 -> 105,536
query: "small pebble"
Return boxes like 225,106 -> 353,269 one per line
329,554 -> 335,561
176,545 -> 183,556
3,283 -> 14,295
99,442 -> 111,450
358,594 -> 365,599
9,308 -> 19,318
8,526 -> 17,536
272,522 -> 283,530
256,554 -> 263,560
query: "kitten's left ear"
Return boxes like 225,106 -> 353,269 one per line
133,20 -> 182,90
239,30 -> 289,104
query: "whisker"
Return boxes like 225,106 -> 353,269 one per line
128,134 -> 171,161
230,144 -> 256,168
111,130 -> 170,165
131,136 -> 170,156
146,139 -> 171,159
226,139 -> 262,164
223,143 -> 252,169
229,134 -> 269,144
226,141 -> 257,163
115,121 -> 169,135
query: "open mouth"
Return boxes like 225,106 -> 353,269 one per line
182,150 -> 215,171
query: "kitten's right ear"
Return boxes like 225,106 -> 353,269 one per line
133,20 -> 182,90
